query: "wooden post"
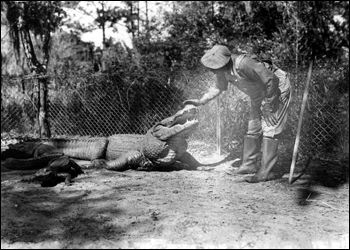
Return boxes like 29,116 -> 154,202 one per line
289,60 -> 314,184
216,96 -> 221,155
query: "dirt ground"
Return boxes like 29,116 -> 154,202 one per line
1,146 -> 349,249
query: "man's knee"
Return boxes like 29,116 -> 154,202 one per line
247,119 -> 262,136
247,131 -> 262,138
262,127 -> 276,138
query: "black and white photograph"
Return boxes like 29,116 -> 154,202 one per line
1,1 -> 349,249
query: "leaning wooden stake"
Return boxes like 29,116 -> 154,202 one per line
216,96 -> 222,155
289,60 -> 314,184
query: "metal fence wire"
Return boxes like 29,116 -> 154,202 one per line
1,67 -> 349,165
1,71 -> 218,149
294,68 -> 349,161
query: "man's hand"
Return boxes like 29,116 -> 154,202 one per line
261,106 -> 278,127
183,99 -> 203,107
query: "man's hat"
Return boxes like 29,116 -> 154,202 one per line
201,45 -> 231,69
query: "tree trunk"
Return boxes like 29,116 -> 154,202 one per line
137,1 -> 140,37
129,2 -> 135,39
38,76 -> 51,138
101,2 -> 107,71
19,24 -> 51,138
145,1 -> 149,42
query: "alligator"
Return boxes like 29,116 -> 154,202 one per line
1,104 -> 210,172
1,142 -> 65,170
21,155 -> 84,187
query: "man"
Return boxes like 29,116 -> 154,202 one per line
183,44 -> 291,183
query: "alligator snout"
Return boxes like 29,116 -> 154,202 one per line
171,104 -> 198,126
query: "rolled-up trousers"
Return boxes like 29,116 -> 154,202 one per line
247,69 -> 292,138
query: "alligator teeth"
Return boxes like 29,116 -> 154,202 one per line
185,119 -> 198,123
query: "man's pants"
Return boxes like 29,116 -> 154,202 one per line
248,75 -> 291,138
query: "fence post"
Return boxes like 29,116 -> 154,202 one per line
289,60 -> 314,184
216,95 -> 221,155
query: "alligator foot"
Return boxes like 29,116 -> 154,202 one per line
80,159 -> 106,169
56,172 -> 73,185
80,163 -> 94,169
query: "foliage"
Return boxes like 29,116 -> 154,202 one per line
154,1 -> 348,70
296,1 -> 349,60
3,1 -> 66,62
3,1 -> 348,74
49,31 -> 95,73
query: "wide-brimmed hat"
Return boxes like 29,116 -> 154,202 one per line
201,45 -> 231,69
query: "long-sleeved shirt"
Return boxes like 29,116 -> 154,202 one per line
215,54 -> 281,113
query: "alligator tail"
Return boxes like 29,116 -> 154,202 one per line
3,153 -> 64,170
179,152 -> 241,170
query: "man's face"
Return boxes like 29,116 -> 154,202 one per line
210,67 -> 226,75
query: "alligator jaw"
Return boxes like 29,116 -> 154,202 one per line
168,104 -> 198,127
151,118 -> 199,141
150,105 -> 199,141
155,104 -> 198,127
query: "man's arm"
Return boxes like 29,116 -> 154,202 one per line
183,72 -> 227,106
183,86 -> 222,106
249,60 -> 280,126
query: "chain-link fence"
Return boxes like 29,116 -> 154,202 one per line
1,70 -> 219,150
1,65 -> 349,165
291,65 -> 349,162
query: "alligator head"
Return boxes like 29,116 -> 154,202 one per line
149,104 -> 199,141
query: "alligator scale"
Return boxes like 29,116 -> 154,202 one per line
1,105 -> 203,173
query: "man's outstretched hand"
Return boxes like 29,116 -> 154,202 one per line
183,99 -> 203,107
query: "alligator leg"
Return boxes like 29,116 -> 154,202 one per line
104,151 -> 151,171
56,172 -> 73,185
177,152 -> 202,169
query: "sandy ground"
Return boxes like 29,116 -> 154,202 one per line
1,147 -> 349,249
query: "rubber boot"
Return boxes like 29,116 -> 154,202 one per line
245,137 -> 282,183
232,135 -> 262,175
